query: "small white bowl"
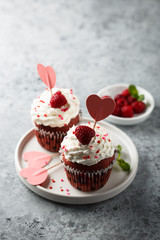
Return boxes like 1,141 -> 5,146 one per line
97,83 -> 155,126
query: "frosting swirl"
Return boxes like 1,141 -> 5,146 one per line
30,88 -> 80,128
60,123 -> 115,166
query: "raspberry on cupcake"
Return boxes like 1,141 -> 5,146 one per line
31,65 -> 80,152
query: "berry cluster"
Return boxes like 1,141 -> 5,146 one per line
105,85 -> 146,118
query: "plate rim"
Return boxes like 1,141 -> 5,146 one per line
97,83 -> 155,125
15,117 -> 139,204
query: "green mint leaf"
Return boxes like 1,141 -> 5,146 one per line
129,85 -> 139,98
118,159 -> 130,171
117,145 -> 122,154
137,94 -> 145,101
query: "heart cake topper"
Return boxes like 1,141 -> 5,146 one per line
86,94 -> 115,128
20,151 -> 61,185
37,64 -> 56,96
23,151 -> 55,168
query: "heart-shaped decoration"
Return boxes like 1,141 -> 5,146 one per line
86,94 -> 115,121
20,167 -> 48,185
23,151 -> 51,168
37,64 -> 56,89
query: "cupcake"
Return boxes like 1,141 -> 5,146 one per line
31,88 -> 80,152
60,123 -> 116,191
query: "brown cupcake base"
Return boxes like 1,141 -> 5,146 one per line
62,154 -> 115,191
35,129 -> 66,152
65,168 -> 112,191
35,114 -> 79,152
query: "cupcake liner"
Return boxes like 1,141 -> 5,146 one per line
62,159 -> 116,191
35,127 -> 66,152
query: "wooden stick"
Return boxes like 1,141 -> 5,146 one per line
50,89 -> 53,96
93,120 -> 97,130
46,161 -> 61,171
50,153 -> 59,158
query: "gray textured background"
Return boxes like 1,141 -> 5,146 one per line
0,0 -> 160,239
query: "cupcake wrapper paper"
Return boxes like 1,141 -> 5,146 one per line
62,159 -> 116,192
35,127 -> 66,152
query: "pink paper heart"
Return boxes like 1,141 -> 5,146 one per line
37,64 -> 56,89
23,151 -> 51,168
20,167 -> 48,185
86,94 -> 116,121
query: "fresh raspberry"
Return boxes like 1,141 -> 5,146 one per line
127,95 -> 136,104
114,94 -> 124,102
112,104 -> 120,116
120,105 -> 133,118
132,101 -> 145,113
116,98 -> 128,107
75,125 -> 95,145
122,89 -> 130,97
50,91 -> 67,108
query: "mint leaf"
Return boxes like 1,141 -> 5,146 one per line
118,159 -> 130,171
137,94 -> 145,101
129,85 -> 139,98
117,145 -> 122,154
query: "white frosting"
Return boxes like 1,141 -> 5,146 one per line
60,123 -> 115,166
30,88 -> 80,127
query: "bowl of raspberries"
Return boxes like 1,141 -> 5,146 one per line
98,84 -> 154,125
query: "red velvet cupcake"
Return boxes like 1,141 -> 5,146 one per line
60,123 -> 116,191
31,88 -> 80,152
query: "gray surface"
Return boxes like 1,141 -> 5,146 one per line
0,0 -> 160,239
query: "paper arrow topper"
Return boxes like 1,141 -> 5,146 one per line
37,64 -> 56,90
86,94 -> 116,122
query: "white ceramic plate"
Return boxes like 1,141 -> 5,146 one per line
97,84 -> 154,125
15,117 -> 138,204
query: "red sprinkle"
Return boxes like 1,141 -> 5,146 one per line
37,105 -> 40,107
96,150 -> 100,153
61,108 -> 68,112
52,179 -> 55,183
40,100 -> 45,103
88,122 -> 90,125
87,155 -> 91,159
61,189 -> 64,192
64,124 -> 67,126
37,115 -> 40,117
44,114 -> 47,117
97,140 -> 101,144
102,137 -> 106,140
73,97 -> 75,100
104,133 -> 108,136
90,145 -> 93,148
61,179 -> 64,182
49,186 -> 53,189
83,156 -> 86,159
108,139 -> 111,142
96,134 -> 99,137
95,156 -> 98,158
73,131 -> 75,134
97,126 -> 100,129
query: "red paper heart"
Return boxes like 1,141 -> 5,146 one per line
86,94 -> 115,121
37,64 -> 56,89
